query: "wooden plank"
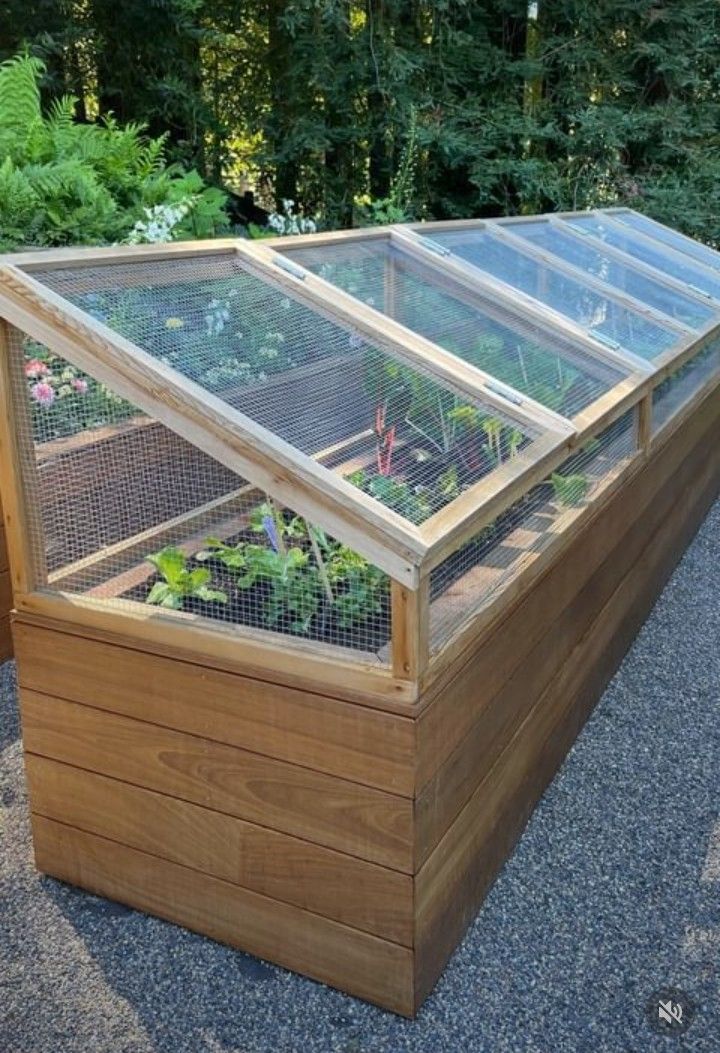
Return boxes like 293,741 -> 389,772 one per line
4,239 -> 240,271
266,226 -> 396,250
415,411 -> 720,863
0,264 -> 425,587
414,439 -> 720,1008
13,623 -> 416,793
0,569 -> 12,621
13,592 -> 417,709
417,378 -> 720,783
20,691 -> 414,871
0,523 -> 8,574
0,616 -> 11,661
635,394 -> 653,451
391,578 -> 429,681
32,817 -> 415,1016
25,755 -> 412,944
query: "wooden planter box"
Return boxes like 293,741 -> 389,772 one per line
1,217 -> 720,1015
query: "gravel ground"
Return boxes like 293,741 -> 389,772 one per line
1,500 -> 719,1053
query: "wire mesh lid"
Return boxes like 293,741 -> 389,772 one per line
10,247 -> 567,583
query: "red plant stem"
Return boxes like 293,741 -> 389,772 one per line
377,424 -> 396,476
384,425 -> 396,475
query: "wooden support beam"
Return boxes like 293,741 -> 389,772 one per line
635,395 -> 653,453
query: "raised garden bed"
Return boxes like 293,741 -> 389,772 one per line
1,210 -> 719,1016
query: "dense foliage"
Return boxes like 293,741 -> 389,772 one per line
1,1 -> 719,241
0,53 -> 227,250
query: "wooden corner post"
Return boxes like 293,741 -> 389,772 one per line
391,576 -> 429,681
0,319 -> 47,598
635,393 -> 653,453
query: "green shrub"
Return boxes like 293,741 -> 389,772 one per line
0,53 -> 228,251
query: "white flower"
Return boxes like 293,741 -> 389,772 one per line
264,202 -> 319,237
125,196 -> 197,245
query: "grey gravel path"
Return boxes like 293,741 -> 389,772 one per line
1,500 -> 719,1053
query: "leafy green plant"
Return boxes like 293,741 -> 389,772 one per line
326,544 -> 387,628
199,536 -> 321,633
348,469 -> 431,525
145,546 -> 227,610
198,506 -> 390,634
0,53 -> 227,251
550,472 -> 589,507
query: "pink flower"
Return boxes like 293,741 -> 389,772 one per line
25,359 -> 50,379
31,382 -> 55,407
71,378 -> 88,394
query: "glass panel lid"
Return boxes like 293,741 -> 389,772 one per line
416,226 -> 680,361
612,211 -> 720,275
282,235 -> 631,421
566,214 -> 720,303
507,219 -> 717,332
31,251 -> 549,531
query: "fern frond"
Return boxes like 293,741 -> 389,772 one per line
0,54 -> 43,130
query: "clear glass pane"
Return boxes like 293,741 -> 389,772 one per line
425,227 -> 679,360
510,220 -> 717,331
284,237 -> 628,418
613,211 -> 720,274
33,252 -> 543,528
567,215 -> 720,303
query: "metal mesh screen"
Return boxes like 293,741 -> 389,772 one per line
283,238 -> 628,418
428,410 -> 638,653
33,253 -> 541,527
10,326 -> 390,659
652,335 -> 720,434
